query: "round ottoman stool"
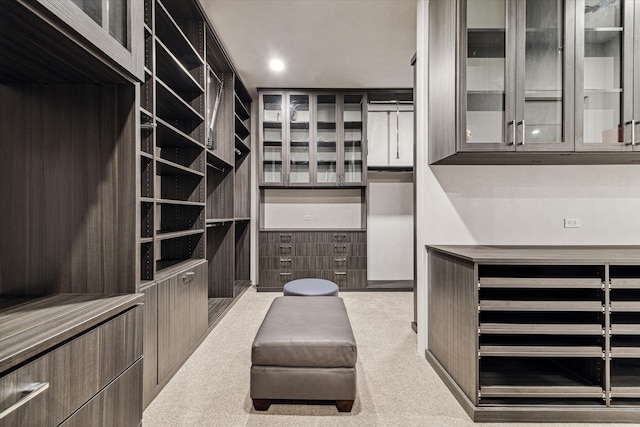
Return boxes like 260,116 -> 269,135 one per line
283,278 -> 339,296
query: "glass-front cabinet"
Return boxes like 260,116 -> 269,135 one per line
461,0 -> 574,152
260,93 -> 285,185
342,94 -> 365,183
259,90 -> 366,187
576,0 -> 640,151
288,93 -> 311,185
316,94 -> 338,185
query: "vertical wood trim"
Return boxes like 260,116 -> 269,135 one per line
428,0 -> 458,163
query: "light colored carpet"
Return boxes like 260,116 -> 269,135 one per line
143,287 -> 630,427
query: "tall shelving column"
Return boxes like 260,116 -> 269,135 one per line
205,28 -> 237,326
153,0 -> 206,277
234,76 -> 252,294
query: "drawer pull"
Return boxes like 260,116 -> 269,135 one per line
181,271 -> 195,282
334,258 -> 347,262
279,272 -> 292,276
280,258 -> 292,262
334,272 -> 347,276
0,382 -> 49,420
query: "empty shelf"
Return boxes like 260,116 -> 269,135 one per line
611,301 -> 640,312
480,345 -> 603,357
610,278 -> 640,289
480,323 -> 603,335
611,324 -> 640,335
480,277 -> 603,289
611,347 -> 640,358
480,385 -> 603,399
610,387 -> 640,399
480,300 -> 603,312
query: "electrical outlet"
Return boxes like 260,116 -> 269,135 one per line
303,215 -> 312,221
564,218 -> 581,228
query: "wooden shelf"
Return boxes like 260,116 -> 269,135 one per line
611,301 -> 640,312
156,79 -> 204,123
156,118 -> 204,149
156,229 -> 204,241
155,39 -> 204,96
480,345 -> 603,358
235,94 -> 250,121
611,278 -> 640,289
156,198 -> 205,207
480,323 -> 603,335
480,277 -> 602,289
156,158 -> 204,177
479,300 -> 603,312
155,1 -> 203,67
480,385 -> 603,399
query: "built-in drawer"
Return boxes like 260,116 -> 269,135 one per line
0,305 -> 142,426
59,359 -> 142,427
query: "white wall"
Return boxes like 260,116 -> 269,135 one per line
415,0 -> 640,355
367,174 -> 414,280
262,189 -> 363,229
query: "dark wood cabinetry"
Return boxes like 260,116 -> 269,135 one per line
427,245 -> 640,422
259,230 -> 367,291
428,0 -> 640,164
138,0 -> 253,406
259,90 -> 367,187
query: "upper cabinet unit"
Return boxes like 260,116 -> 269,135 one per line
575,0 -> 640,151
428,0 -> 640,164
259,90 -> 367,187
1,0 -> 145,83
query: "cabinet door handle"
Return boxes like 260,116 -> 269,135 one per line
517,120 -> 525,145
0,382 -> 49,420
181,271 -> 195,282
627,120 -> 637,146
508,120 -> 516,145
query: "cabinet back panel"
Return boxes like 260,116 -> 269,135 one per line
0,84 -> 136,295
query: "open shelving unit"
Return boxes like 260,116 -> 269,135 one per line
137,0 -> 252,407
427,246 -> 640,422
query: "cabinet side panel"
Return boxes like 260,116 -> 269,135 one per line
428,249 -> 477,402
428,0 -> 459,163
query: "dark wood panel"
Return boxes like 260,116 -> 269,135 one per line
0,83 -> 137,295
207,223 -> 235,298
0,294 -> 143,373
234,151 -> 251,218
0,305 -> 141,426
142,284 -> 158,408
157,260 -> 207,382
235,221 -> 251,283
60,359 -> 142,427
428,249 -> 478,404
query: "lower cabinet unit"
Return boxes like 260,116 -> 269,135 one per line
0,295 -> 143,427
143,259 -> 208,405
427,245 -> 640,423
259,230 -> 367,290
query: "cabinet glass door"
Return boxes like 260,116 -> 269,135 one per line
577,0 -> 627,149
71,0 -> 127,46
262,94 -> 284,184
316,94 -> 338,184
463,0 -> 509,148
520,0 -> 569,149
342,94 -> 364,184
288,94 -> 311,184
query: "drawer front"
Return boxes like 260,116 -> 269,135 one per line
142,284 -> 158,407
0,306 -> 142,427
60,359 -> 142,427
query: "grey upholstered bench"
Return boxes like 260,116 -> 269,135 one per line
250,296 -> 357,412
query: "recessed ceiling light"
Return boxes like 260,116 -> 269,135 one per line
269,59 -> 285,72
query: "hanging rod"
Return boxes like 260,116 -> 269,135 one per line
206,162 -> 226,172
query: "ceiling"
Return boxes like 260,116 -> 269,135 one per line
200,0 -> 417,97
